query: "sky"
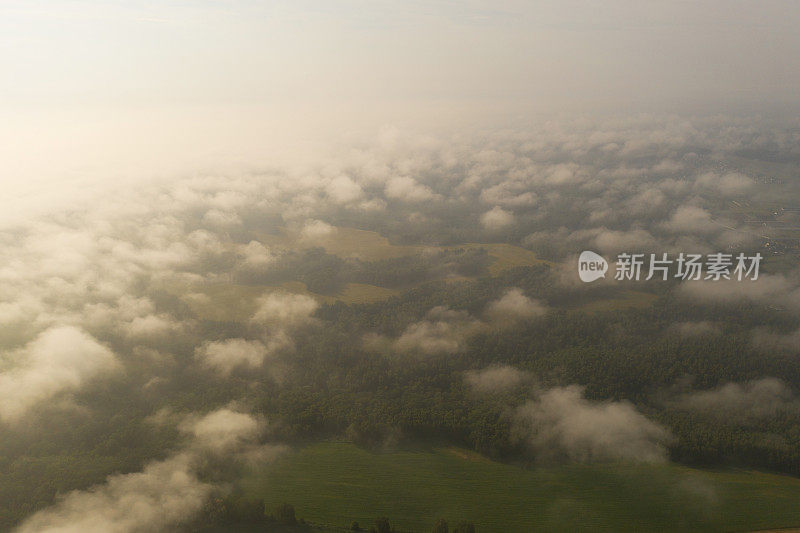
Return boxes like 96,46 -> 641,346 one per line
1,0 -> 799,219
3,0 -> 799,108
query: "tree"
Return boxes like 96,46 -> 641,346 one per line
453,521 -> 476,533
275,502 -> 296,525
374,517 -> 392,533
432,518 -> 449,533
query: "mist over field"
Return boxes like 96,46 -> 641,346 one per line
2,1 -> 800,532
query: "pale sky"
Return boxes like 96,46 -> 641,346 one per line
1,1 -> 799,219
0,0 -> 800,106
3,0 -> 799,109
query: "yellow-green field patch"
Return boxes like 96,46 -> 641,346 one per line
169,227 -> 556,317
256,226 -> 422,261
256,226 -> 549,274
334,283 -> 401,304
576,290 -> 658,314
444,242 -> 553,275
172,281 -> 312,322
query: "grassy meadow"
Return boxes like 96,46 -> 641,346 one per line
242,442 -> 800,533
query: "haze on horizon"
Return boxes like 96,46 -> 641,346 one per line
2,0 -> 800,220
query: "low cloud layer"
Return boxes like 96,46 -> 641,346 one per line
181,408 -> 263,454
0,326 -> 117,422
751,328 -> 800,352
672,378 -> 797,421
393,306 -> 481,356
0,116 -> 796,530
485,288 -> 546,324
464,365 -> 530,394
0,116 -> 795,431
250,292 -> 319,355
514,385 -> 670,464
16,453 -> 209,533
16,408 -> 273,533
368,289 -> 545,357
195,338 -> 271,376
251,292 -> 318,330
480,206 -> 514,230
678,274 -> 800,312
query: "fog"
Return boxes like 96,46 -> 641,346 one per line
2,1 -> 800,530
3,0 -> 800,222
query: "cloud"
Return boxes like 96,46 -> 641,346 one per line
625,188 -> 666,215
181,408 -> 263,454
480,206 -> 514,230
485,288 -> 546,323
594,229 -> 657,254
464,365 -> 529,393
480,183 -> 537,207
671,378 -> 796,420
393,306 -> 481,356
249,292 -> 319,355
384,176 -> 436,202
325,175 -> 363,204
0,116 -> 795,464
194,338 -> 271,375
201,208 -> 242,229
237,241 -> 275,270
250,292 -> 318,328
662,205 -> 715,235
677,274 -> 800,311
16,408 -> 269,533
751,327 -> 800,352
0,326 -> 117,422
15,453 -> 211,533
300,219 -> 334,239
514,385 -> 670,463
695,172 -> 754,196
125,314 -> 185,342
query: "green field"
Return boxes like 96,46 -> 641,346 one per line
243,442 -> 800,533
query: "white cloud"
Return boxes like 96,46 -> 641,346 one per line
385,176 -> 436,202
751,327 -> 800,352
0,326 -> 118,422
300,219 -> 334,239
16,408 -> 269,533
672,378 -> 796,420
251,292 -> 318,329
238,240 -> 274,269
194,338 -> 270,375
126,314 -> 184,342
181,408 -> 263,454
594,229 -> 657,254
662,205 -> 715,235
695,172 -> 754,196
326,175 -> 363,204
250,292 -> 319,354
485,288 -> 546,323
678,274 -> 800,311
15,453 -> 211,533
480,206 -> 514,230
464,365 -> 529,393
514,385 -> 670,463
393,306 -> 480,356
201,208 -> 242,229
